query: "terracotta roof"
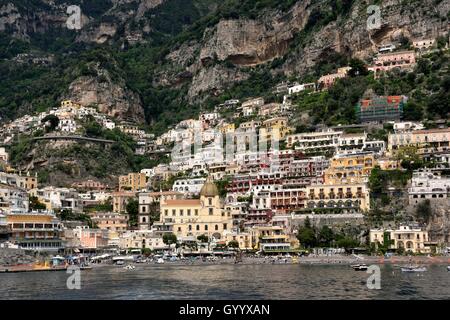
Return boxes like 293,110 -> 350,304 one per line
413,128 -> 450,134
164,199 -> 201,206
147,191 -> 183,196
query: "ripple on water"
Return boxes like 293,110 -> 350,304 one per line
0,264 -> 449,300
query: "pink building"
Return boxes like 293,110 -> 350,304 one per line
74,227 -> 109,249
318,67 -> 351,89
369,51 -> 416,76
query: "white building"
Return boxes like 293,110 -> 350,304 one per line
337,132 -> 385,156
288,83 -> 316,95
58,119 -> 78,133
172,178 -> 206,194
240,97 -> 265,116
392,121 -> 425,133
103,119 -> 116,130
141,168 -> 155,178
119,230 -> 167,250
412,39 -> 435,51
0,184 -> 29,214
0,147 -> 8,163
408,169 -> 450,205
32,187 -> 83,213
287,129 -> 343,154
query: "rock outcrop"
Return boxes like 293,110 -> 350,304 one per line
199,0 -> 312,67
0,248 -> 36,266
65,71 -> 145,124
2,0 -> 450,114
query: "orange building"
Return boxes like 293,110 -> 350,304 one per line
7,212 -> 63,251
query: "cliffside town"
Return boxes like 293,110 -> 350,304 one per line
0,0 -> 449,257
1,37 -> 450,255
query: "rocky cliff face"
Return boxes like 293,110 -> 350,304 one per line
152,0 -> 450,100
2,0 -> 450,118
282,0 -> 450,76
199,0 -> 312,67
64,70 -> 145,123
427,200 -> 450,244
0,0 -> 168,44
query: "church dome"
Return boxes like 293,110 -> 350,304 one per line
200,177 -> 219,197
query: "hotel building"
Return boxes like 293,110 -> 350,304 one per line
370,225 -> 431,254
7,212 -> 64,251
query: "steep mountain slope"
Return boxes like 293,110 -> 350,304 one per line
0,0 -> 449,127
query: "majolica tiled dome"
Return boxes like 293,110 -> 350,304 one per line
200,177 -> 219,197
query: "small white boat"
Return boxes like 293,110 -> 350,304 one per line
401,266 -> 427,273
123,264 -> 135,270
447,266 -> 450,272
80,264 -> 93,270
351,264 -> 368,271
156,258 -> 165,264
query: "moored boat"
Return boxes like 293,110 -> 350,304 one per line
401,266 -> 427,273
123,264 -> 135,270
351,264 -> 368,271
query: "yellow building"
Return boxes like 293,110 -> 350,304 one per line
219,123 -> 236,135
259,117 -> 294,142
250,226 -> 299,252
225,232 -> 253,250
377,158 -> 401,170
60,100 -> 81,109
119,173 -> 147,192
324,154 -> 375,185
370,226 -> 431,254
17,173 -> 38,190
306,183 -> 371,212
156,178 -> 232,240
90,212 -> 129,232
7,212 -> 63,251
388,128 -> 450,155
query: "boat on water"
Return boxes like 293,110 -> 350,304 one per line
79,264 -> 93,270
123,265 -> 136,270
351,264 -> 368,271
401,266 -> 427,273
156,258 -> 165,264
447,266 -> 450,272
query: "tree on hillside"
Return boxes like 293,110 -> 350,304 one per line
41,115 -> 59,132
368,166 -> 384,195
126,198 -> 139,227
227,240 -> 239,249
297,216 -> 317,249
348,58 -> 369,77
318,225 -> 334,247
197,234 -> 209,243
29,195 -> 46,211
163,233 -> 177,246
